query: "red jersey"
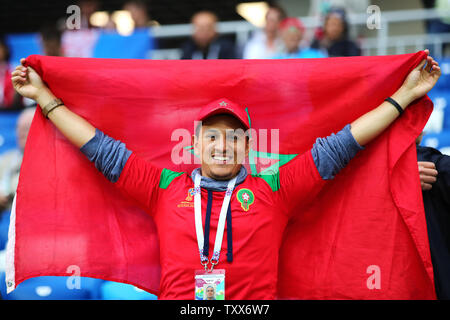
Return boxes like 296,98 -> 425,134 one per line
115,150 -> 325,299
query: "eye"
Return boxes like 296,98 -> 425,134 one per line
207,135 -> 216,141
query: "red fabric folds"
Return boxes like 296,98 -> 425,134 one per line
9,52 -> 435,299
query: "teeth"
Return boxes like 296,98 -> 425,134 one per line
212,155 -> 231,161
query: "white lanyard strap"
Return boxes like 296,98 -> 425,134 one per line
194,174 -> 236,269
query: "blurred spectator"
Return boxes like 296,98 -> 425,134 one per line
308,0 -> 369,42
40,26 -> 64,57
60,0 -> 101,57
124,0 -> 158,28
243,4 -> 286,59
0,39 -> 14,108
78,0 -> 101,30
311,7 -> 361,57
181,11 -> 236,59
423,0 -> 450,34
273,18 -> 327,59
422,0 -> 450,56
416,132 -> 450,300
0,107 -> 35,211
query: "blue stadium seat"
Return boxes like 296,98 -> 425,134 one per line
0,112 -> 20,155
100,281 -> 157,300
425,89 -> 450,131
421,129 -> 450,155
0,210 -> 11,251
0,272 -> 104,300
92,28 -> 155,59
433,58 -> 450,90
5,33 -> 43,67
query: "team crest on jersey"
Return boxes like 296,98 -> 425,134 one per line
236,188 -> 255,212
178,188 -> 195,208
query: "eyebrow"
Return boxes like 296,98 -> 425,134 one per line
204,129 -> 220,134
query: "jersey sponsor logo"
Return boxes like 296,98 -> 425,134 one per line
236,188 -> 255,212
178,188 -> 195,207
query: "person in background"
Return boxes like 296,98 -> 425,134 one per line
124,0 -> 158,28
78,0 -> 100,30
0,107 -> 36,251
422,0 -> 450,56
272,17 -> 327,59
243,4 -> 286,59
311,7 -> 361,57
416,132 -> 450,300
40,26 -> 64,57
0,107 -> 35,212
0,39 -> 14,108
181,11 -> 236,60
423,0 -> 450,34
308,0 -> 369,42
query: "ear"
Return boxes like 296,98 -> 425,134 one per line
245,137 -> 252,158
192,134 -> 200,156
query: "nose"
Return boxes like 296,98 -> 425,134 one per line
212,134 -> 234,159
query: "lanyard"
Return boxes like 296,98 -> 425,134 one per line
194,174 -> 236,271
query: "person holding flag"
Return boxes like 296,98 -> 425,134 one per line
9,51 -> 441,300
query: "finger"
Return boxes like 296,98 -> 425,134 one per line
432,65 -> 441,74
419,167 -> 438,177
424,49 -> 430,56
28,66 -> 37,73
420,173 -> 437,184
11,75 -> 26,84
11,70 -> 23,77
421,182 -> 433,191
418,161 -> 436,169
429,60 -> 440,73
11,69 -> 27,80
425,56 -> 433,72
14,68 -> 27,76
20,58 -> 26,66
416,58 -> 427,70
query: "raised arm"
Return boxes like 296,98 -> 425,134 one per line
350,50 -> 441,146
11,58 -> 164,212
11,58 -> 95,148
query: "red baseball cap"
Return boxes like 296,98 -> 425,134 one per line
196,98 -> 250,130
279,17 -> 305,33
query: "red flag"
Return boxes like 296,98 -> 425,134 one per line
6,52 -> 435,299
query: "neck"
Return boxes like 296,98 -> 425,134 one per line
191,167 -> 248,192
200,169 -> 239,181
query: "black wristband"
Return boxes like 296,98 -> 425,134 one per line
385,97 -> 403,115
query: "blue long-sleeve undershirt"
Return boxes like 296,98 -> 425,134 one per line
80,124 -> 364,184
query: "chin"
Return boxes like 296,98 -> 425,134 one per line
208,167 -> 238,180
209,171 -> 234,181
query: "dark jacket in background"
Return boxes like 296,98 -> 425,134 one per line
311,38 -> 361,57
417,145 -> 450,300
180,37 -> 237,60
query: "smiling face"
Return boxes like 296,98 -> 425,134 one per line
193,114 -> 250,181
